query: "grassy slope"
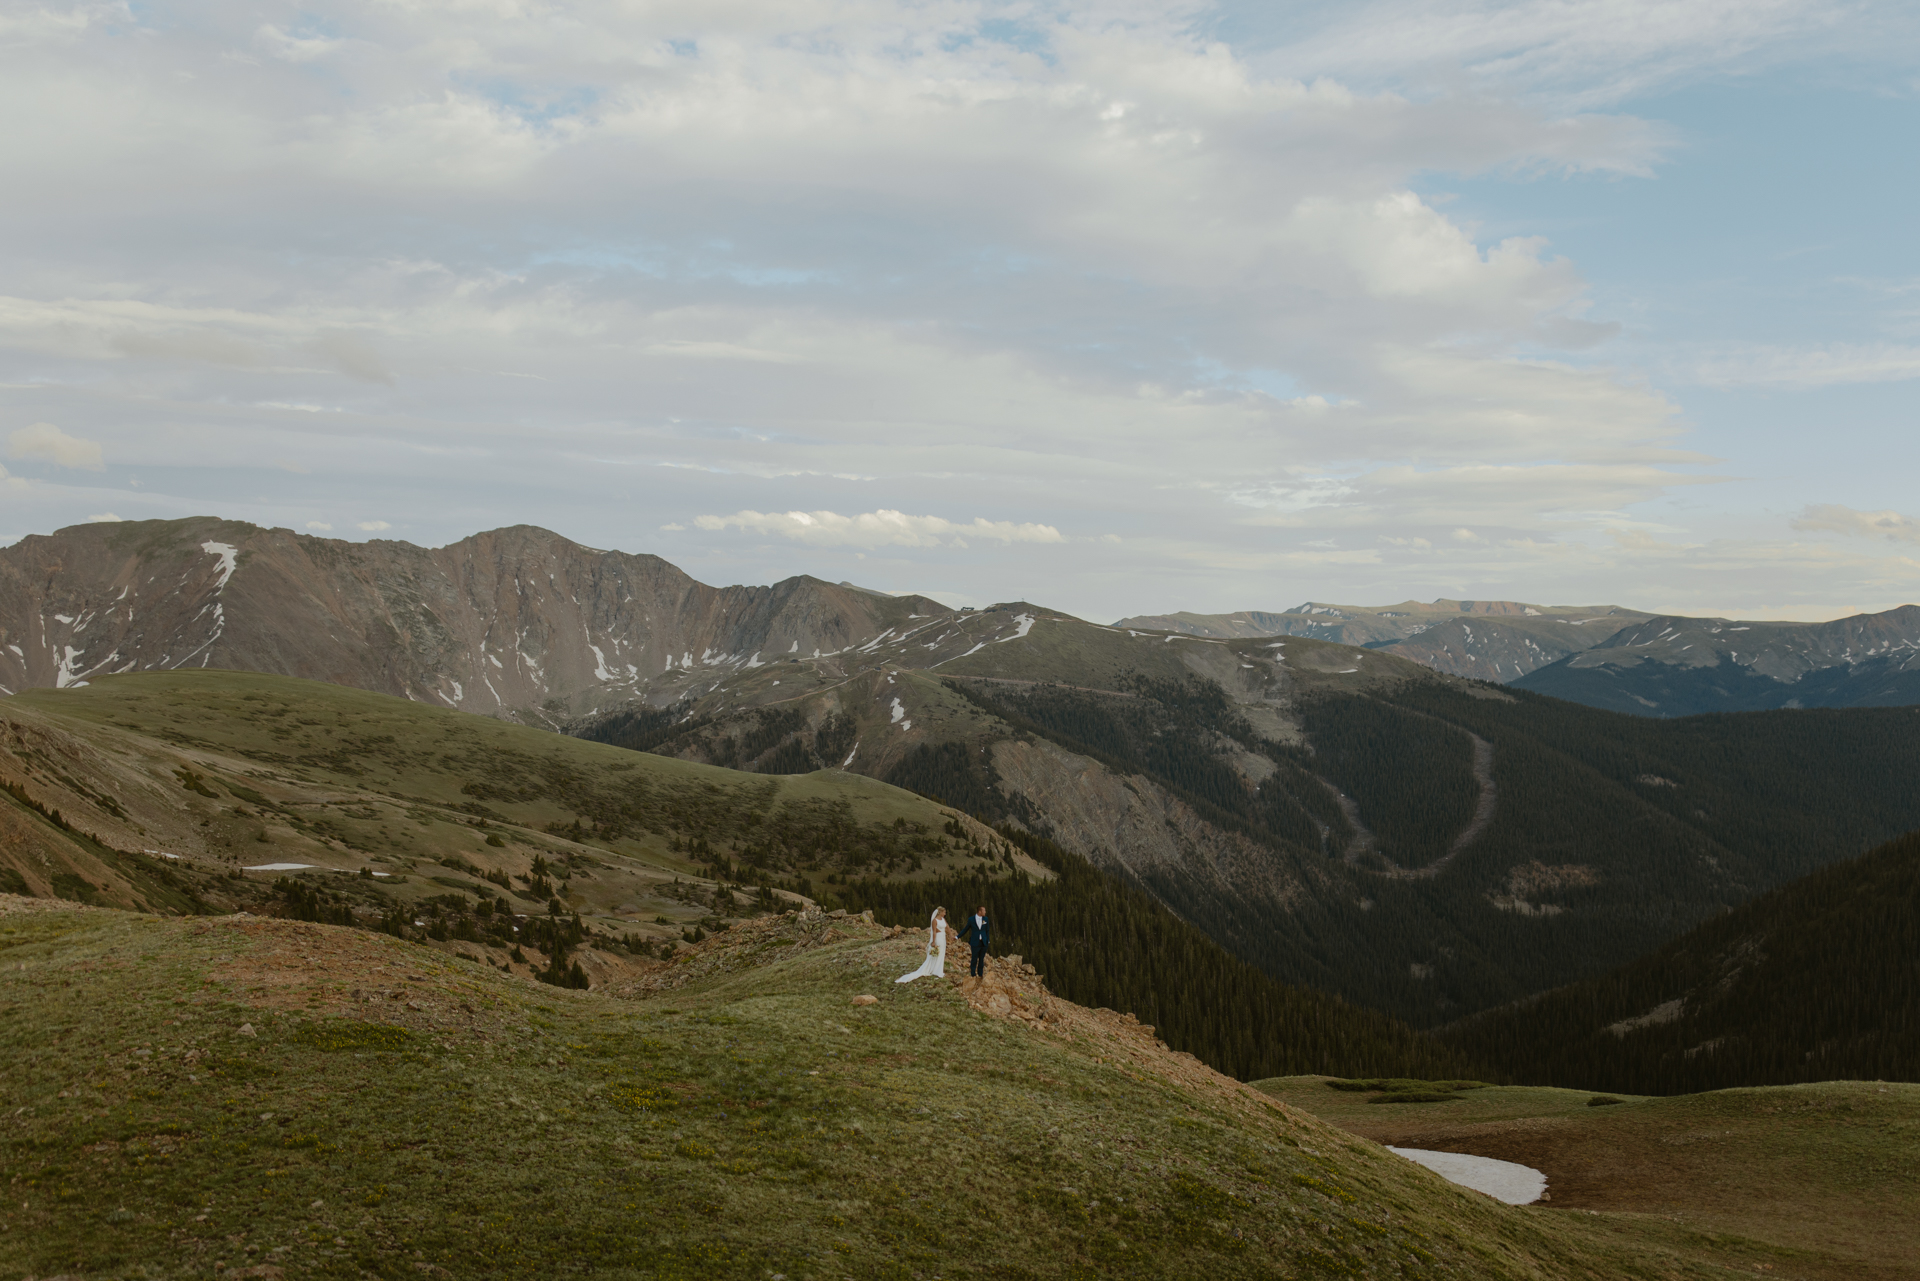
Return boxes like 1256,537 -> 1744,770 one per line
1257,1076 -> 1920,1281
2,897 -> 1739,1281
2,671 -> 1478,1084
1,670 -> 1004,947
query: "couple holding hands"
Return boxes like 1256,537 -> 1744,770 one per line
894,904 -> 989,984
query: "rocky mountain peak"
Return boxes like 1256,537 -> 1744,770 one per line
0,518 -> 950,722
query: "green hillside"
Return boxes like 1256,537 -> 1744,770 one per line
0,898 -> 1757,1280
0,670 -> 1467,1082
1438,828 -> 1920,1094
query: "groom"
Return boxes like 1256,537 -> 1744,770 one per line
959,904 -> 990,978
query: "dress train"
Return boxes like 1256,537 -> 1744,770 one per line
896,910 -> 947,983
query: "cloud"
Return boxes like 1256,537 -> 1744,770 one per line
1263,0 -> 1884,108
8,423 -> 104,470
256,25 -> 348,64
1233,462 -> 1717,531
357,520 -> 392,531
1792,504 -> 1920,543
306,521 -> 334,531
1694,343 -> 1920,389
315,331 -> 395,384
694,509 -> 1065,549
86,512 -> 121,522
642,341 -> 802,364
0,0 -> 1902,621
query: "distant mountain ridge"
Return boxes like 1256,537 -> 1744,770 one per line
0,518 -> 948,723
1513,606 -> 1920,716
1121,597 -> 1920,712
1116,599 -> 1654,682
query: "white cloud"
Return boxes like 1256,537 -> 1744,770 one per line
306,520 -> 334,530
1262,0 -> 1885,107
1792,504 -> 1920,544
642,340 -> 802,364
256,24 -> 348,64
1694,343 -> 1920,389
694,509 -> 1064,549
0,0 -> 1905,619
315,330 -> 395,384
86,511 -> 121,522
8,422 -> 104,470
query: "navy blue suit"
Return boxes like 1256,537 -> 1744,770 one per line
959,913 -> 990,977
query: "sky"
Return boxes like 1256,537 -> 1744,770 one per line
1,0 -> 1916,623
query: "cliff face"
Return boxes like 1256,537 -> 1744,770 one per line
0,518 -> 945,721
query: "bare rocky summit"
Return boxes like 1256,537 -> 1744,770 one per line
0,518 -> 948,722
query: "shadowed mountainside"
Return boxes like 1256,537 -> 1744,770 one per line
1439,827 -> 1920,1094
570,606 -> 1920,1027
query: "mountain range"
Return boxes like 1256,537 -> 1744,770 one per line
1119,598 -> 1920,715
5,516 -> 1916,1281
7,517 -> 1920,1030
0,517 -> 940,724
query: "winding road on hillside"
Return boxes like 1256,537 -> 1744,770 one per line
1336,725 -> 1498,880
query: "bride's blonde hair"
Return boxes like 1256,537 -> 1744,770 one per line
933,905 -> 946,917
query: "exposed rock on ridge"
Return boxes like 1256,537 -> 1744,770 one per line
0,518 -> 949,721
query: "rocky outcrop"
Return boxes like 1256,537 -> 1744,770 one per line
0,518 -> 949,721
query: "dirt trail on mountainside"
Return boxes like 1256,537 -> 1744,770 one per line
1336,726 -> 1498,881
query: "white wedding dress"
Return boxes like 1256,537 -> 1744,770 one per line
895,911 -> 947,983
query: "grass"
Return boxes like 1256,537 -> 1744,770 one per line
0,901 -> 1753,1281
1,671 -> 1031,950
1257,1076 -> 1920,1280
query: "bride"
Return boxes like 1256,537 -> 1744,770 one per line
895,907 -> 948,983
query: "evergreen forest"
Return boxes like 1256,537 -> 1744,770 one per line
1440,828 -> 1920,1094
